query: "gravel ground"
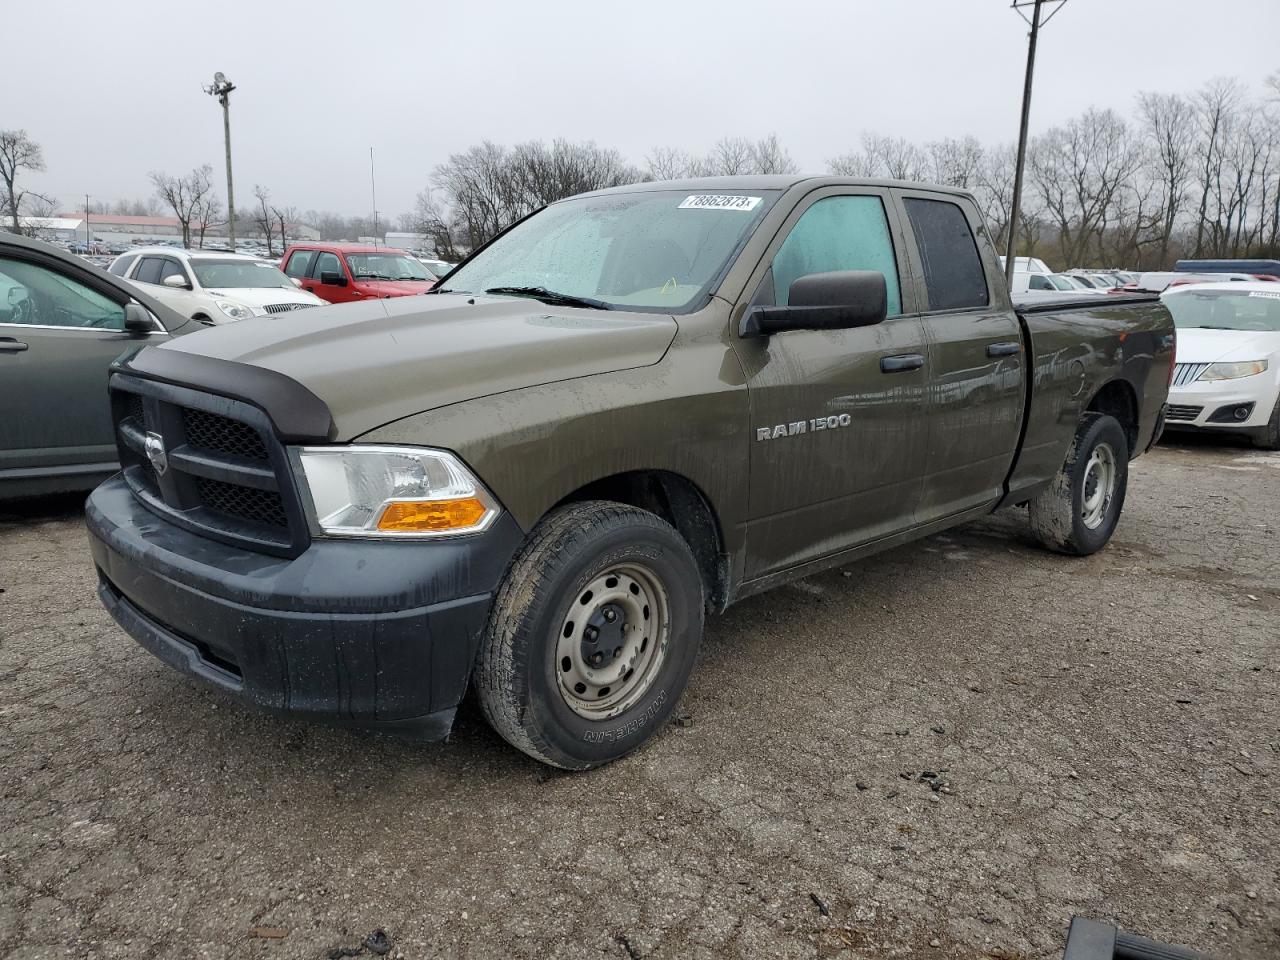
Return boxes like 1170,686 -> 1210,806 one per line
1,436 -> 1277,960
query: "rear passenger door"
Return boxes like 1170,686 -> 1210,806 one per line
897,191 -> 1024,523
737,188 -> 930,580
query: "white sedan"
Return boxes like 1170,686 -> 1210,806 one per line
1161,281 -> 1280,448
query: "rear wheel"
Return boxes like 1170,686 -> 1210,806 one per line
475,501 -> 703,769
1029,413 -> 1129,555
1252,396 -> 1280,450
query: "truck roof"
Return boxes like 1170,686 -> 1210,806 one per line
575,175 -> 976,201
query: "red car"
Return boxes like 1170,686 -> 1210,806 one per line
280,243 -> 435,304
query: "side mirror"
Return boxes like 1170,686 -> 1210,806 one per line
740,270 -> 888,337
162,273 -> 190,289
320,271 -> 348,287
124,303 -> 156,336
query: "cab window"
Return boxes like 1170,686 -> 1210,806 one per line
284,250 -> 315,279
903,198 -> 990,310
772,195 -> 902,316
0,256 -> 125,330
314,252 -> 343,281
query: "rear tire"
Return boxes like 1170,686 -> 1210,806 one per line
1029,413 -> 1129,556
1251,396 -> 1280,450
475,501 -> 704,769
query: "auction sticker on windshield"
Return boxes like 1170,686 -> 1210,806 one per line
678,195 -> 762,211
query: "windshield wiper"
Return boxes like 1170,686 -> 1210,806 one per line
484,286 -> 612,310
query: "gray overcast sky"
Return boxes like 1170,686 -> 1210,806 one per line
9,0 -> 1279,218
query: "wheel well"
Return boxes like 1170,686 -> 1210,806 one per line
1086,379 -> 1140,454
554,471 -> 729,613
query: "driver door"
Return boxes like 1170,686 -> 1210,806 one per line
733,188 -> 931,580
0,253 -> 162,482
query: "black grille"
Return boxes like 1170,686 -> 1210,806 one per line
182,408 -> 269,461
197,477 -> 289,528
263,302 -> 313,314
1166,404 -> 1204,422
111,381 -> 304,556
124,392 -> 145,427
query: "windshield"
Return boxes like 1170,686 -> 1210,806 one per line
345,253 -> 431,281
442,189 -> 781,312
190,259 -> 295,290
1049,275 -> 1078,291
1163,289 -> 1280,331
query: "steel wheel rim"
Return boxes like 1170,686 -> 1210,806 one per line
1081,441 -> 1116,530
554,563 -> 670,720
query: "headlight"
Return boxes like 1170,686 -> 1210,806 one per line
292,445 -> 499,538
215,299 -> 254,321
1198,360 -> 1268,381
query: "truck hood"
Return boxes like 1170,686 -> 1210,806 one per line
1174,328 -> 1280,364
157,293 -> 678,438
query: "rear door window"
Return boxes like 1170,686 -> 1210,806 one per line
284,250 -> 315,279
108,254 -> 137,277
772,195 -> 902,316
903,198 -> 989,310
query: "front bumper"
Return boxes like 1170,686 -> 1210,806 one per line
1164,380 -> 1277,433
86,474 -> 523,738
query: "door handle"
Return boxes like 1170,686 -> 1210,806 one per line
987,341 -> 1021,358
880,353 -> 925,373
0,338 -> 28,353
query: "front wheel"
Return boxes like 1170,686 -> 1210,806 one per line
1252,396 -> 1280,450
475,501 -> 704,769
1029,413 -> 1129,555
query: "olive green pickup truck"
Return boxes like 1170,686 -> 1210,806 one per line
86,176 -> 1175,768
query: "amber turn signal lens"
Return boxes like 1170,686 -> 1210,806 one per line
376,497 -> 489,532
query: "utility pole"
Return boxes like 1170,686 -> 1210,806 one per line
1004,0 -> 1066,290
84,194 -> 91,249
370,147 -> 378,248
204,72 -> 237,252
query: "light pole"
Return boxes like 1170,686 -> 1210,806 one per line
204,72 -> 237,252
1004,0 -> 1066,290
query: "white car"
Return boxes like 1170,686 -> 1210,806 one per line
1161,281 -> 1280,448
108,248 -> 325,324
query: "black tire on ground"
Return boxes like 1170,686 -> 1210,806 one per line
474,501 -> 704,769
1029,412 -> 1129,556
1251,396 -> 1280,450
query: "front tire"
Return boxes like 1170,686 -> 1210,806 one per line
1252,396 -> 1280,450
1029,413 -> 1129,555
475,501 -> 704,769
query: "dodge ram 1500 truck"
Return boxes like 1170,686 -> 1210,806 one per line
85,176 -> 1175,769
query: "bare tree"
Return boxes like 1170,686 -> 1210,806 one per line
645,146 -> 704,180
271,204 -> 298,251
432,139 -> 641,251
827,147 -> 882,178
1029,108 -> 1142,267
706,137 -> 755,176
192,195 -> 223,249
252,185 -> 276,255
925,136 -> 984,188
1191,78 -> 1244,256
150,165 -> 215,247
1137,91 -> 1196,264
749,134 -> 799,175
0,130 -> 51,234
